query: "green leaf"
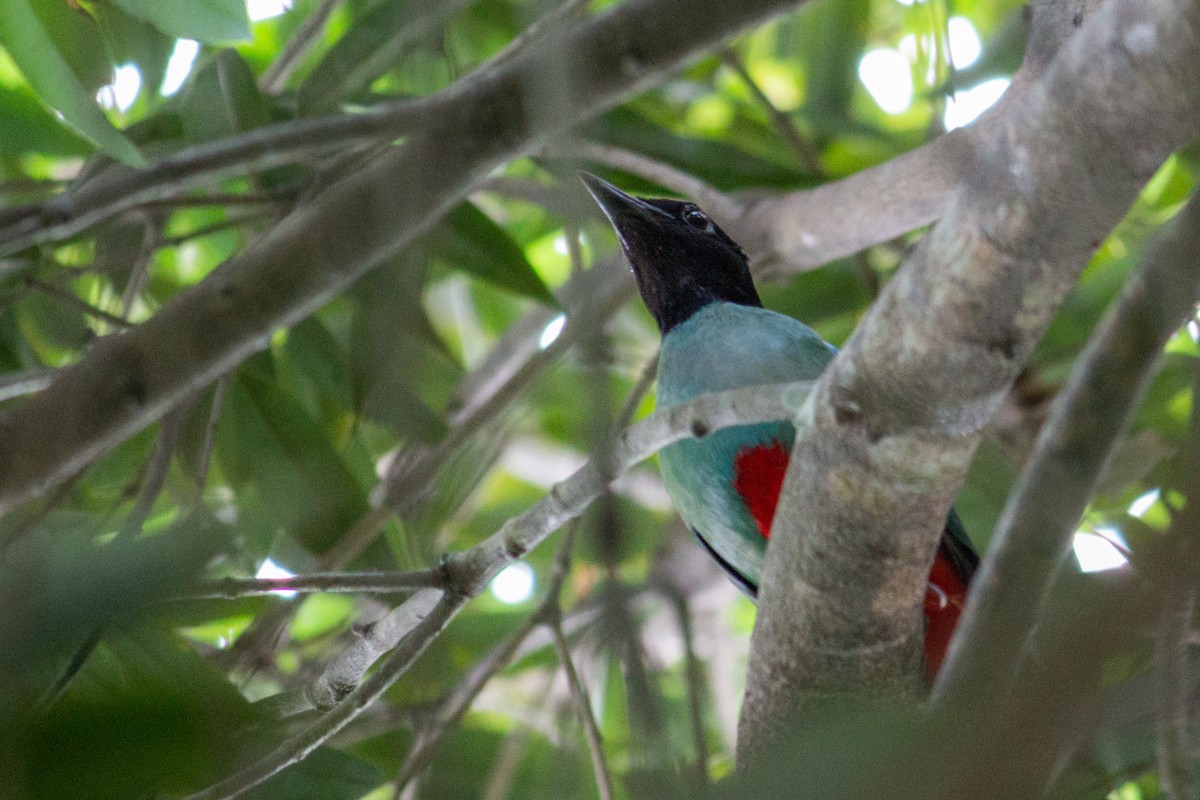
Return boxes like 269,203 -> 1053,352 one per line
348,256 -> 457,442
0,85 -> 92,157
92,2 -> 176,96
583,107 -> 806,190
283,317 -> 355,412
245,747 -> 383,800
297,0 -> 463,113
179,49 -> 269,143
428,202 -> 558,306
218,364 -> 369,555
22,626 -> 255,799
14,291 -> 92,365
790,0 -> 871,127
109,0 -> 251,43
29,0 -> 112,91
0,0 -> 143,165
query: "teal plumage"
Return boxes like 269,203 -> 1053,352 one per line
580,172 -> 977,678
657,302 -> 834,590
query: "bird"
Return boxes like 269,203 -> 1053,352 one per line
580,172 -> 978,680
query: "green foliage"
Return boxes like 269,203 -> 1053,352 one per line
0,0 -> 1196,798
109,0 -> 252,44
0,0 -> 141,163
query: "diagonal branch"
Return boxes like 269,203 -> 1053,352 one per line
185,379 -> 811,799
0,0 -> 810,518
726,0 -> 1106,275
740,0 -> 1200,764
184,568 -> 445,599
932,193 -> 1200,711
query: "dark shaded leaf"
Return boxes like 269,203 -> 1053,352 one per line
245,746 -> 384,800
217,362 -> 369,555
349,256 -> 455,442
93,2 -> 177,97
297,0 -> 467,113
427,202 -> 557,306
0,85 -> 93,157
284,317 -> 355,412
20,625 -> 256,800
0,512 -> 229,683
791,0 -> 870,127
180,50 -> 269,143
29,0 -> 112,92
582,107 -> 806,190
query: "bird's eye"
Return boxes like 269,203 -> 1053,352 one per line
683,207 -> 712,231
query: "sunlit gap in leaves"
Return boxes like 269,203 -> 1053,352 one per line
943,78 -> 1010,130
491,562 -> 535,604
97,64 -> 141,114
256,558 -> 299,598
1127,487 -> 1161,519
539,314 -> 567,350
160,39 -> 200,97
247,0 -> 292,23
862,15 -> 1003,127
1073,526 -> 1132,573
858,49 -> 913,114
898,16 -> 982,82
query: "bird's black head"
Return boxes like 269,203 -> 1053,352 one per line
580,173 -> 761,334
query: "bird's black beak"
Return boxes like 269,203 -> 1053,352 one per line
579,172 -> 671,249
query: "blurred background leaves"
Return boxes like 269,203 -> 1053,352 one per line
0,0 -> 1196,798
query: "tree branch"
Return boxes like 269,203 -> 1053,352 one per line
0,0 -> 810,517
740,0 -> 1200,764
187,379 -> 809,798
184,568 -> 445,599
1154,355 -> 1200,800
727,0 -> 1103,276
932,193 -> 1200,710
258,0 -> 345,92
551,616 -> 615,800
184,590 -> 463,800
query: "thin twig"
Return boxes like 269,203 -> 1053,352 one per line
1154,574 -> 1198,800
118,400 -> 194,539
718,48 -> 823,175
191,375 -> 230,505
0,97 -> 445,259
1,0 -> 811,521
546,140 -> 743,224
550,617 -> 614,800
22,275 -> 134,329
185,568 -> 446,599
393,523 -> 581,792
35,630 -> 100,714
135,191 -> 298,211
394,613 -> 542,789
160,212 -> 269,248
0,368 -> 56,402
1155,355 -> 1200,800
184,591 -> 463,800
118,214 -> 158,321
666,588 -> 711,785
476,0 -> 592,80
259,0 -> 345,92
615,352 -> 659,431
191,377 -> 810,799
329,260 -> 631,570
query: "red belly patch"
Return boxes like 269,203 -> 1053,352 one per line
733,440 -> 790,539
731,439 -> 970,681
